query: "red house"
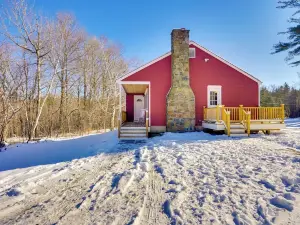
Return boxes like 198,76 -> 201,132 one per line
117,29 -> 285,139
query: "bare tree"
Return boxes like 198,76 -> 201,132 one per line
0,0 -> 132,143
0,0 -> 52,140
53,13 -> 85,133
0,44 -> 24,142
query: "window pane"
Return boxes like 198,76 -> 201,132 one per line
210,91 -> 218,106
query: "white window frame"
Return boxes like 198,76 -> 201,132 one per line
207,85 -> 222,107
189,48 -> 196,58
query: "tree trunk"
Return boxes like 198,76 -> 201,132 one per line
0,125 -> 7,143
29,56 -> 41,141
59,74 -> 65,133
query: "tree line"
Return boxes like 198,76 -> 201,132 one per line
260,80 -> 300,118
0,0 -> 133,143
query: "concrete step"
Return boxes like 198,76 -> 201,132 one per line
230,129 -> 246,134
230,133 -> 248,137
120,133 -> 147,137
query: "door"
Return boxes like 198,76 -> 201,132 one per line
134,95 -> 145,121
207,85 -> 222,107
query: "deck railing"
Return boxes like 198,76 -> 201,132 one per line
243,106 -> 283,121
224,107 -> 240,122
241,110 -> 251,136
204,104 -> 285,123
203,105 -> 222,122
221,107 -> 231,136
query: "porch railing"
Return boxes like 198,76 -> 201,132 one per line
118,111 -> 127,138
145,110 -> 149,137
122,111 -> 127,123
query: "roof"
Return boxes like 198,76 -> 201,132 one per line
117,41 -> 262,84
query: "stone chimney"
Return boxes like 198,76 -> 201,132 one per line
166,28 -> 195,132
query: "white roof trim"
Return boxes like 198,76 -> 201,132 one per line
116,52 -> 171,83
190,41 -> 262,84
117,41 -> 262,84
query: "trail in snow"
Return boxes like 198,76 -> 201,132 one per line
0,119 -> 300,224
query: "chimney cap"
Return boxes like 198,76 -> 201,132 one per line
171,28 -> 190,34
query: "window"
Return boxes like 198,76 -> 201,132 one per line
189,48 -> 195,58
209,91 -> 218,106
207,85 -> 222,107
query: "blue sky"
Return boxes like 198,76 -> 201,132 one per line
9,0 -> 300,86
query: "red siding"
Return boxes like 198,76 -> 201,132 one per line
189,44 -> 259,125
122,44 -> 259,127
123,56 -> 172,126
126,94 -> 134,122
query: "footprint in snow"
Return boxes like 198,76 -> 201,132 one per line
270,196 -> 294,212
292,157 -> 300,163
6,189 -> 21,197
283,193 -> 296,201
258,180 -> 276,191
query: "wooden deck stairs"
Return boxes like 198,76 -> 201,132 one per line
228,123 -> 248,137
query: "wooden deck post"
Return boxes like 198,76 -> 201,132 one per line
226,112 -> 231,137
216,105 -> 220,122
221,105 -> 225,121
239,105 -> 243,122
247,113 -> 251,137
146,110 -> 149,137
281,104 -> 285,123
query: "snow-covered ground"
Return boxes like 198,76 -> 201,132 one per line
0,120 -> 300,224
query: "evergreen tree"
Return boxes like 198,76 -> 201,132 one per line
273,0 -> 300,66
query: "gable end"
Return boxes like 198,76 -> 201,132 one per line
190,41 -> 262,84
117,41 -> 262,85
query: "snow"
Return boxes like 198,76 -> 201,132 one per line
0,120 -> 300,224
0,131 -> 119,171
